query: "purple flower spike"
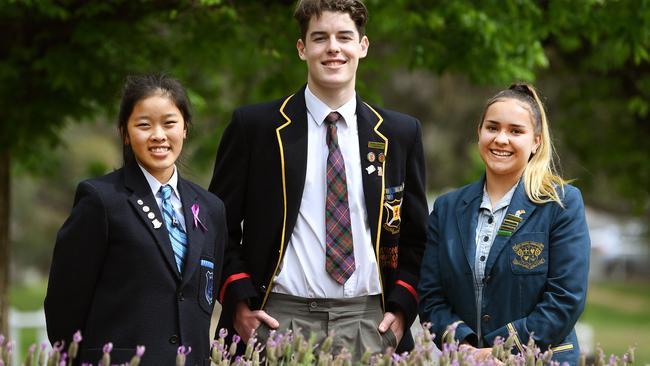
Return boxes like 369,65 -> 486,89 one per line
219,328 -> 228,339
6,341 -> 14,352
73,330 -> 83,343
28,344 -> 36,353
102,342 -> 113,353
40,342 -> 48,351
0,334 -> 4,344
136,345 -> 146,357
232,334 -> 241,344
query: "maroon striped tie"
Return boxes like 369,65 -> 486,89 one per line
324,112 -> 355,284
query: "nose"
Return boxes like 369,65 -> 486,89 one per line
494,130 -> 508,144
327,36 -> 340,53
151,125 -> 166,142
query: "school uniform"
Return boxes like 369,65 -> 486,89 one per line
209,85 -> 428,352
418,177 -> 590,366
45,159 -> 226,366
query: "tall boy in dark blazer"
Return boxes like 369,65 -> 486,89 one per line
209,0 -> 427,357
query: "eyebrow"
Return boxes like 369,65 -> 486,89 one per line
484,120 -> 528,128
309,30 -> 356,38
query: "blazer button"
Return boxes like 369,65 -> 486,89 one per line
259,285 -> 267,293
482,314 -> 491,323
177,291 -> 185,301
169,335 -> 179,344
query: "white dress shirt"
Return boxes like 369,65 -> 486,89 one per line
272,86 -> 382,298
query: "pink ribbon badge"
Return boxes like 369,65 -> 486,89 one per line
191,203 -> 208,232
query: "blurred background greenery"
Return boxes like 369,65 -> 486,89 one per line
1,0 -> 649,363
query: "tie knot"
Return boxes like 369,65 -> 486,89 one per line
325,111 -> 341,125
160,184 -> 173,200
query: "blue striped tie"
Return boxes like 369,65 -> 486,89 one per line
160,185 -> 187,273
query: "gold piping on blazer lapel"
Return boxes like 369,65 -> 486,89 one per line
362,102 -> 388,308
262,93 -> 296,308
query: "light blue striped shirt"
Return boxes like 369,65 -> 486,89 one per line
473,182 -> 518,345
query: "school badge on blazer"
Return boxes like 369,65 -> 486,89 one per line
512,241 -> 545,270
383,184 -> 404,234
199,258 -> 215,313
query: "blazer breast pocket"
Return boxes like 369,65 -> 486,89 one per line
509,232 -> 548,275
198,257 -> 216,314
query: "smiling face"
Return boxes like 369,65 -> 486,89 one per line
124,93 -> 186,183
478,98 -> 541,185
296,10 -> 368,102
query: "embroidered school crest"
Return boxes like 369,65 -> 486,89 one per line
512,241 -> 545,270
205,270 -> 214,305
383,198 -> 402,234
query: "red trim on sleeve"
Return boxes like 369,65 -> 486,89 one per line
396,280 -> 419,302
219,273 -> 251,303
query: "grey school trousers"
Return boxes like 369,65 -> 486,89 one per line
256,293 -> 397,360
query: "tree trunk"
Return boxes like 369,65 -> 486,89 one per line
0,150 -> 9,336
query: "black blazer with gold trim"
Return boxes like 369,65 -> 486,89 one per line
45,160 -> 226,366
209,86 -> 428,350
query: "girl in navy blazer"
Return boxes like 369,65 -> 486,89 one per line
418,83 -> 590,365
45,74 -> 226,366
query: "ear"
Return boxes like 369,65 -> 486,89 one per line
359,35 -> 369,59
532,134 -> 541,154
297,38 -> 307,61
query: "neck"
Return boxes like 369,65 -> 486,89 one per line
307,81 -> 355,110
485,170 -> 522,207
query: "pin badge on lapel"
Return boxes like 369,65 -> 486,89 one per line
366,165 -> 376,174
367,141 -> 386,150
378,153 -> 385,163
367,152 -> 376,162
497,210 -> 525,237
152,219 -> 163,229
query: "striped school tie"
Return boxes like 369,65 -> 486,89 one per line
160,185 -> 187,273
324,111 -> 355,284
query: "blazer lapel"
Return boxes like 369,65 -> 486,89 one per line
179,179 -> 203,287
123,160 -> 180,280
484,179 -> 537,276
276,87 -> 309,242
456,179 -> 484,272
356,99 -> 386,251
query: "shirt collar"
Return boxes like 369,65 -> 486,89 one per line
138,162 -> 180,199
480,179 -> 519,213
305,85 -> 357,127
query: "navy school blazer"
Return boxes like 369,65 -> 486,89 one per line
45,160 -> 226,366
209,85 -> 428,352
418,177 -> 590,366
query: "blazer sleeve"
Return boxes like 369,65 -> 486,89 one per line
209,109 -> 258,309
418,198 -> 478,347
44,181 -> 109,345
483,186 -> 591,350
386,120 -> 428,326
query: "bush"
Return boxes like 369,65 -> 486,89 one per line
0,324 -> 637,366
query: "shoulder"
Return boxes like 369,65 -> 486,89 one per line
367,103 -> 420,126
433,181 -> 481,209
556,183 -> 585,210
76,168 -> 125,195
181,179 -> 225,210
232,95 -> 293,120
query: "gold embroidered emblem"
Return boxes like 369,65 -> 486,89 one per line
379,246 -> 398,269
382,198 -> 402,234
512,241 -> 545,269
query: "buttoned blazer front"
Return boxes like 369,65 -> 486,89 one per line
45,160 -> 226,366
418,177 -> 590,366
209,86 -> 428,350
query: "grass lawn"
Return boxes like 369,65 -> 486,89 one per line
580,281 -> 650,364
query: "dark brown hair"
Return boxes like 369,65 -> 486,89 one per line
294,0 -> 368,41
117,74 -> 192,164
